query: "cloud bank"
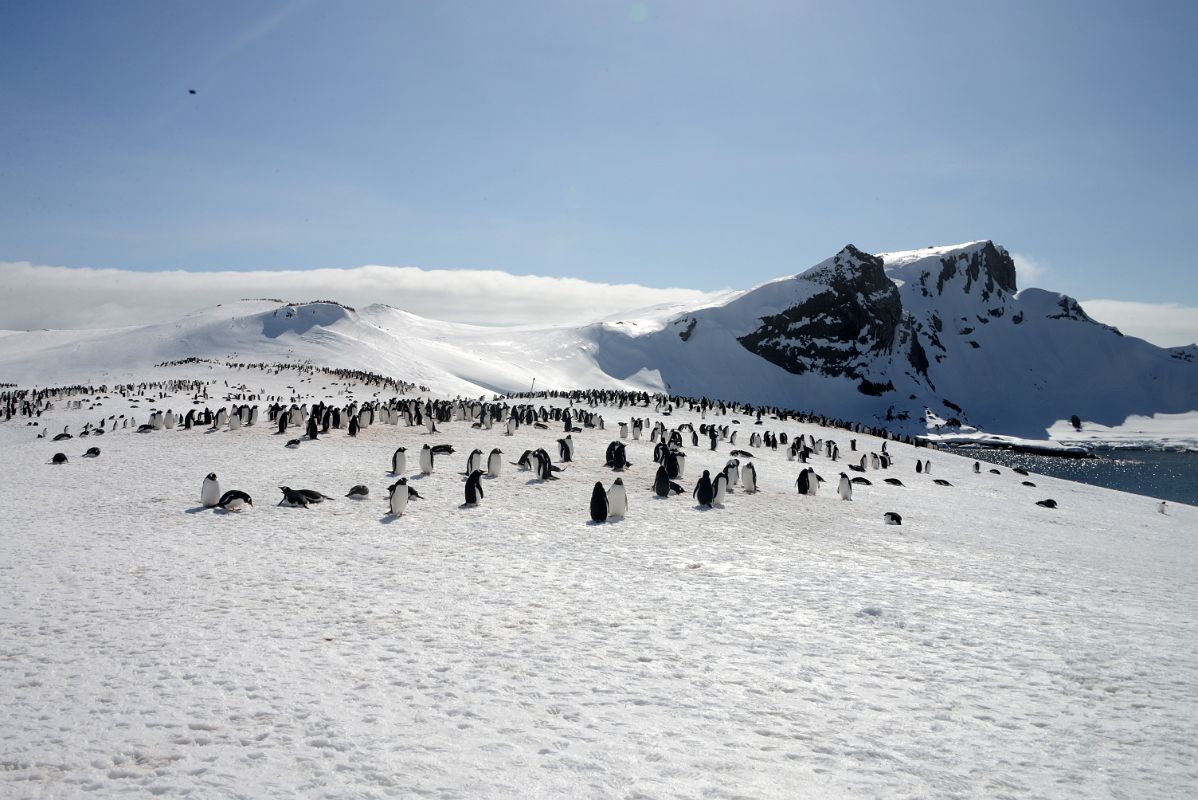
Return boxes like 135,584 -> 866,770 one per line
0,262 -> 719,331
1077,299 -> 1198,348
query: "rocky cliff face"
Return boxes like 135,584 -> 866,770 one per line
736,245 -> 902,387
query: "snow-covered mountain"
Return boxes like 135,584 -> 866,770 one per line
2,241 -> 1195,439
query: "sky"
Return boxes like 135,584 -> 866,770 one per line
1,1 -> 1196,343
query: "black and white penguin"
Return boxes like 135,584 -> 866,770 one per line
391,447 -> 407,475
420,444 -> 434,475
712,471 -> 728,506
884,478 -> 905,487
465,448 -> 483,476
53,426 -> 72,441
348,416 -> 360,437
796,468 -> 817,496
742,462 -> 757,494
279,486 -> 333,507
973,461 -> 980,474
285,438 -> 302,449
693,470 -> 714,507
82,446 -> 101,458
387,478 -> 410,516
883,511 -> 902,525
217,490 -> 253,512
306,415 -> 319,441
278,487 -> 310,508
916,460 -> 923,474
277,414 -> 287,435
201,473 -> 221,508
653,465 -> 672,497
346,485 -> 370,500
49,452 -> 68,464
464,469 -> 485,506
933,479 -> 952,487
558,436 -> 574,463
487,448 -> 503,477
607,478 -> 628,518
837,473 -> 852,501
589,481 -> 609,522
1159,501 -> 1168,515
1035,499 -> 1058,509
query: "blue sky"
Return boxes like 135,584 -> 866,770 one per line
2,0 -> 1196,305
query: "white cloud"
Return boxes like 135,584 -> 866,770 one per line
0,261 -> 720,331
1079,299 -> 1198,348
1011,252 -> 1049,288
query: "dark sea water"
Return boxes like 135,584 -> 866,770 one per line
943,447 -> 1198,507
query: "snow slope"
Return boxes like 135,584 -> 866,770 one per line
1,239 -> 1195,443
1,369 -> 1196,798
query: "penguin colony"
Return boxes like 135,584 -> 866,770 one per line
25,378 -> 1124,525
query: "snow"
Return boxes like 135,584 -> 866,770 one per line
2,364 -> 1198,798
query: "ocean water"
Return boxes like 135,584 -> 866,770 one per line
943,447 -> 1198,508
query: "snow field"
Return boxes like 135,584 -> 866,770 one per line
2,372 -> 1197,798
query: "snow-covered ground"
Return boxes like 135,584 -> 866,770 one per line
3,367 -> 1197,798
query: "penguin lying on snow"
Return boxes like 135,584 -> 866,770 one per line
285,438 -> 303,449
883,512 -> 902,525
217,490 -> 253,512
346,485 -> 370,500
883,478 -> 905,487
82,447 -> 101,458
933,479 -> 952,486
278,486 -> 334,508
50,452 -> 68,465
1035,499 -> 1058,509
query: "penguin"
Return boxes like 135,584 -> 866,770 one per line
278,487 -> 310,508
740,462 -> 756,494
306,415 -> 319,440
607,478 -> 628,519
201,472 -> 221,508
558,436 -> 574,463
387,478 -> 410,516
279,487 -> 333,506
82,446 -> 101,458
1013,467 -> 1030,476
837,472 -> 852,501
1035,499 -> 1058,509
50,452 -> 68,465
391,447 -> 407,475
464,469 -> 485,506
420,444 -> 434,475
653,465 -> 672,497
217,490 -> 253,512
712,471 -> 728,506
589,481 -> 609,522
53,426 -> 72,441
346,485 -> 370,500
851,477 -> 872,485
487,448 -> 503,477
883,478 -> 905,487
1021,481 -> 1037,487
465,448 -> 483,476
883,512 -> 902,525
973,461 -> 980,474
796,468 -> 817,496
916,460 -> 923,474
693,470 -> 714,507
933,479 -> 953,487
285,438 -> 302,449
277,414 -> 287,435
348,416 -> 360,437
1159,501 -> 1168,515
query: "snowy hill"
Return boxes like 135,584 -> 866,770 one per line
1,241 -> 1196,441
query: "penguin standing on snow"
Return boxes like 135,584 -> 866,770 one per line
391,446 -> 407,475
487,448 -> 503,477
838,472 -> 853,501
387,478 -> 410,516
420,444 -> 434,474
348,416 -> 360,437
464,470 -> 485,506
607,478 -> 628,518
712,471 -> 728,505
973,461 -> 980,474
741,462 -> 757,494
693,470 -> 714,507
201,473 -> 221,508
589,481 -> 609,522
653,465 -> 672,497
465,448 -> 483,475
797,468 -> 817,496
306,415 -> 319,441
